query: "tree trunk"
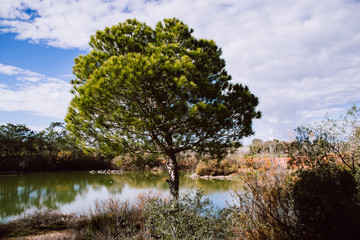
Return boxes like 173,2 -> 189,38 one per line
166,152 -> 179,200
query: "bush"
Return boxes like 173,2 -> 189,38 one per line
114,153 -> 163,171
195,159 -> 237,176
288,106 -> 360,173
88,198 -> 144,239
292,165 -> 360,240
195,160 -> 216,176
228,162 -> 360,240
143,190 -> 233,240
228,168 -> 299,240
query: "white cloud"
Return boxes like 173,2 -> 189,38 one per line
0,63 -> 72,118
0,63 -> 22,75
0,63 -> 44,77
0,0 -> 29,20
1,0 -> 360,141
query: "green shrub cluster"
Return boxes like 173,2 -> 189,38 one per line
83,191 -> 233,239
143,191 -> 232,240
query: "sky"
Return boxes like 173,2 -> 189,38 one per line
0,0 -> 360,144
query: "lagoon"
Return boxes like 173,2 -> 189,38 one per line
0,171 -> 242,223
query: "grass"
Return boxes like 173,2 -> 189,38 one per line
0,210 -> 79,239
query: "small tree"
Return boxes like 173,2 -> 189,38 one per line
65,18 -> 261,199
289,105 -> 360,173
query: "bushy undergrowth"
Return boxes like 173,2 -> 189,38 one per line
83,191 -> 232,240
227,164 -> 360,240
143,191 -> 232,240
227,168 -> 300,240
87,198 -> 144,239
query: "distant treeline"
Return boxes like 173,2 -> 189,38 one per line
249,139 -> 290,156
0,122 -> 111,172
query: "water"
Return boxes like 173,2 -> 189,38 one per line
0,171 -> 242,222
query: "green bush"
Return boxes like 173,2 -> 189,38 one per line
143,190 -> 233,240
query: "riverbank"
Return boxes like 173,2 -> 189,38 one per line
0,191 -> 235,240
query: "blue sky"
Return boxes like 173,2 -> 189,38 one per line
1,0 -> 360,143
0,32 -> 85,128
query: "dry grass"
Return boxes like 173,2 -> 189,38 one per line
0,210 -> 82,240
3,229 -> 77,240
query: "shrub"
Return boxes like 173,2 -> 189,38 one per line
292,165 -> 360,240
289,106 -> 360,173
228,168 -> 299,240
228,161 -> 360,240
195,160 -> 216,176
143,190 -> 233,240
114,153 -> 163,171
88,198 -> 144,239
195,159 -> 237,176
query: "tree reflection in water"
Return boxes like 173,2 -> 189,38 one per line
0,171 -> 241,222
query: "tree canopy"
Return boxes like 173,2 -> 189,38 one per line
66,18 -> 261,198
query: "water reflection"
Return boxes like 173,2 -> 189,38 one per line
0,171 -> 242,222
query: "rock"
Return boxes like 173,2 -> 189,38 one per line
189,172 -> 235,180
189,173 -> 198,179
89,170 -> 123,175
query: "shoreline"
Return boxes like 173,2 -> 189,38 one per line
189,172 -> 237,180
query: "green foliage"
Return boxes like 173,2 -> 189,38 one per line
143,190 -> 232,239
229,157 -> 360,240
292,165 -> 360,240
0,123 -> 36,170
